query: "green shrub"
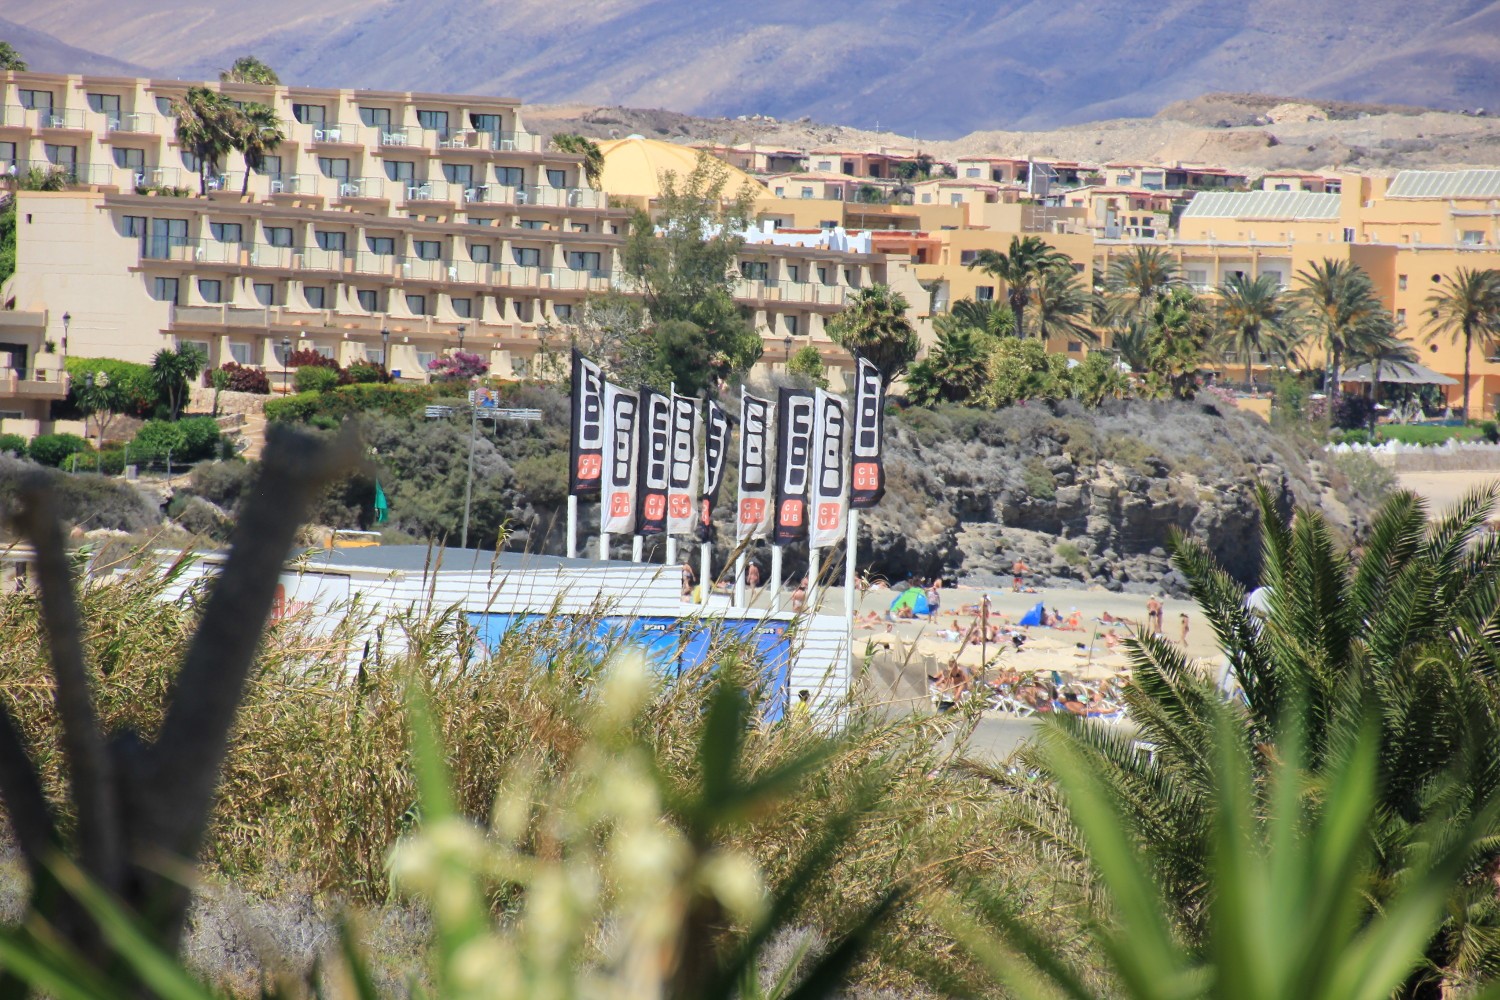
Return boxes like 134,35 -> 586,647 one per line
0,432 -> 26,456
187,460 -> 255,510
1054,540 -> 1086,566
294,365 -> 341,394
1021,457 -> 1057,500
27,433 -> 89,467
0,456 -> 159,530
263,391 -> 320,424
63,356 -> 160,418
97,449 -> 126,476
1327,450 -> 1397,503
345,361 -> 387,385
130,417 -> 220,463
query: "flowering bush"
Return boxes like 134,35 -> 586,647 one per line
426,350 -> 490,382
216,362 -> 270,394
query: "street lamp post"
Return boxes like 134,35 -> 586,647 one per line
381,327 -> 391,380
783,335 -> 793,366
280,336 -> 291,393
457,323 -> 466,354
61,311 -> 71,360
461,376 -> 479,549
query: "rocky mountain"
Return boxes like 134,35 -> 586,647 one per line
5,0 -> 1499,135
858,398 -> 1374,594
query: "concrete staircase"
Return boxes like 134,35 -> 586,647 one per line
238,409 -> 268,461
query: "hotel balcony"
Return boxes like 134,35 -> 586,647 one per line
103,112 -> 160,136
733,278 -> 848,307
0,366 -> 70,401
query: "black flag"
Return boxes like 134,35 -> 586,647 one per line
636,387 -> 671,535
773,387 -> 815,545
850,356 -> 886,508
699,399 -> 730,541
569,349 -> 605,497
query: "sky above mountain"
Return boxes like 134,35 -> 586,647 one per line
6,0 -> 1500,136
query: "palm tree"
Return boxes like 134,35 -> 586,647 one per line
1424,267 -> 1500,420
551,133 -> 604,189
220,56 -> 280,85
966,235 -> 1072,339
0,41 -> 26,71
1015,487 -> 1500,996
1102,246 -> 1181,326
948,297 -> 1014,338
152,346 -> 208,420
1028,264 -> 1097,346
1293,259 -> 1392,404
234,102 -> 285,195
1215,273 -> 1302,386
826,284 -> 920,388
1348,328 -> 1418,407
905,324 -> 993,405
173,86 -> 239,194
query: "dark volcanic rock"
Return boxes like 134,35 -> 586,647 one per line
858,399 -> 1371,595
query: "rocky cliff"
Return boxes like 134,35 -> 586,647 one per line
857,398 -> 1372,594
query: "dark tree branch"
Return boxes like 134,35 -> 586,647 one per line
10,478 -> 121,891
134,425 -> 362,940
0,699 -> 60,879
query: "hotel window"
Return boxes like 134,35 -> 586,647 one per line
0,140 -> 13,166
787,264 -> 800,283
959,250 -> 978,265
566,251 -> 601,273
18,89 -> 53,110
254,282 -> 275,306
950,194 -> 963,205
1398,274 -> 1408,290
44,144 -> 76,168
1462,230 -> 1486,245
452,297 -> 472,318
921,193 -> 931,203
155,96 -> 174,116
443,163 -> 473,186
800,187 -> 814,199
414,239 -> 442,261
416,109 -> 448,131
147,217 -> 187,258
1343,227 -> 1355,243
1396,308 -> 1407,325
292,103 -> 326,125
469,243 -> 491,263
975,285 -> 995,301
740,261 -> 769,281
257,154 -> 282,179
152,277 -> 180,303
87,93 -> 121,124
357,289 -> 379,312
554,304 -> 573,320
318,157 -> 350,180
315,230 -> 347,252
816,160 -> 832,171
571,223 -> 590,233
198,279 -> 223,303
416,350 -> 436,369
359,106 -> 391,127
367,236 -> 395,255
512,247 -> 541,267
546,168 -> 567,188
113,147 -> 145,171
405,293 -> 427,314
181,149 -> 201,172
265,226 -> 292,248
1067,341 -> 1083,353
304,286 -> 327,308
495,165 -> 524,187
122,215 -> 146,238
210,222 -> 243,243
470,113 -> 501,133
229,343 -> 252,364
785,315 -> 799,336
517,219 -> 544,230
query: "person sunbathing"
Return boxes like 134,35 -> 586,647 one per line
1057,610 -> 1083,631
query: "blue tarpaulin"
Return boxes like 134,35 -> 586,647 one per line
1018,601 -> 1046,627
465,612 -> 795,722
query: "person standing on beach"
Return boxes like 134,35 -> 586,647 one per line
1179,612 -> 1190,646
1011,558 -> 1030,592
1146,595 -> 1163,636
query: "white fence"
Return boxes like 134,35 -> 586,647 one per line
1326,439 -> 1500,471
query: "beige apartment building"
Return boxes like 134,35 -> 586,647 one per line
0,74 -> 916,413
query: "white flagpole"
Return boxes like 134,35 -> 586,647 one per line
735,551 -> 747,608
666,536 -> 677,564
700,541 -> 712,609
770,544 -> 783,612
632,535 -> 643,563
808,547 -> 820,611
666,380 -> 678,566
599,531 -> 610,561
566,495 -> 578,559
845,509 -> 858,626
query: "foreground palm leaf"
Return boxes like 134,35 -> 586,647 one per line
1011,485 -> 1500,995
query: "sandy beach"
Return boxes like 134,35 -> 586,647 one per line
1396,470 -> 1500,510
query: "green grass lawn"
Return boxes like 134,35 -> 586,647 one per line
1376,424 -> 1487,445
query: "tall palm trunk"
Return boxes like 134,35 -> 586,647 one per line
240,160 -> 251,196
1010,291 -> 1025,340
1462,320 -> 1473,420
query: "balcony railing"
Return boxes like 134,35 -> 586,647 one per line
170,304 -> 274,328
489,130 -> 542,153
307,122 -> 355,144
516,185 -> 603,208
402,180 -> 455,203
268,173 -> 320,195
133,166 -> 184,188
10,159 -> 114,185
106,112 -> 158,134
0,367 -> 70,399
733,279 -> 847,306
37,108 -> 88,131
142,236 -> 245,263
378,126 -> 417,147
335,176 -> 384,199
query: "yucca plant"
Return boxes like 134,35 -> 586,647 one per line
1010,485 -> 1500,995
945,706 -> 1500,1000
